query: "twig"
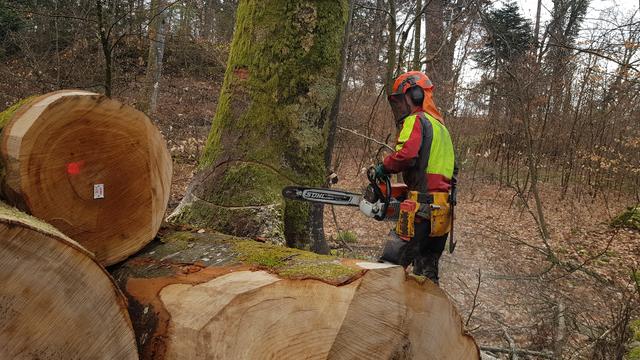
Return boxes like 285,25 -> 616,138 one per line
554,301 -> 566,358
464,268 -> 482,327
280,254 -> 299,262
337,126 -> 394,151
501,325 -> 519,360
479,346 -> 553,359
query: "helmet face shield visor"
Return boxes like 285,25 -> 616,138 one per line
388,94 -> 410,124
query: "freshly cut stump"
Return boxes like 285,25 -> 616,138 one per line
112,230 -> 480,359
0,205 -> 138,359
0,90 -> 172,265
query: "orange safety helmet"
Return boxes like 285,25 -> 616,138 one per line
391,71 -> 434,95
388,71 -> 443,124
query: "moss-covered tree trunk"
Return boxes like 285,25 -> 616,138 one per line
169,1 -> 350,248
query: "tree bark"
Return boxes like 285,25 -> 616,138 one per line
309,0 -> 356,255
0,204 -> 137,359
412,0 -> 423,70
386,0 -> 397,94
111,229 -> 481,360
96,0 -> 113,97
424,0 -> 459,115
0,91 -> 172,265
169,1 -> 350,248
139,0 -> 167,114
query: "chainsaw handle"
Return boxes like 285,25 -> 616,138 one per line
366,166 -> 392,221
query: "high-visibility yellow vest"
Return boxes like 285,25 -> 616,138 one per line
395,112 -> 455,180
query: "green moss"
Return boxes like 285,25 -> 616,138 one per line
157,231 -> 199,251
612,206 -> 640,230
208,162 -> 290,207
232,239 -> 358,282
337,230 -> 358,243
627,346 -> 640,360
162,231 -> 197,243
0,96 -> 35,130
234,239 -> 329,266
279,262 -> 358,282
631,319 -> 640,342
283,199 -> 311,248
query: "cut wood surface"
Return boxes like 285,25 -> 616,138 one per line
112,230 -> 480,359
0,90 -> 172,265
0,204 -> 138,359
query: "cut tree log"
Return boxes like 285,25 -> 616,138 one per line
0,90 -> 172,265
112,230 -> 480,359
0,203 -> 138,359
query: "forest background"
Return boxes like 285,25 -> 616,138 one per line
1,0 -> 639,358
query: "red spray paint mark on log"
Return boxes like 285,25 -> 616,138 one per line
66,161 -> 85,175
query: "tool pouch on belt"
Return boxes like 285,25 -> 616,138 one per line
395,199 -> 419,240
429,192 -> 451,237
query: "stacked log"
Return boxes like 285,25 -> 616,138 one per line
0,204 -> 138,359
0,91 -> 172,265
112,230 -> 480,360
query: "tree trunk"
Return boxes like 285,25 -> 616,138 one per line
0,204 -> 137,359
111,229 -> 481,360
139,0 -> 167,114
424,0 -> 457,114
412,0 -> 423,70
168,1 -> 350,248
309,0 -> 355,255
385,0 -> 397,94
97,0 -> 113,97
0,91 -> 172,265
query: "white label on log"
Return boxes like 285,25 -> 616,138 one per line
94,184 -> 105,199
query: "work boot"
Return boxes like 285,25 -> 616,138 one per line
413,252 -> 441,285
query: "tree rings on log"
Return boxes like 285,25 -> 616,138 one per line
113,231 -> 480,359
0,204 -> 138,359
0,90 -> 172,265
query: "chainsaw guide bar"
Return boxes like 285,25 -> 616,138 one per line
282,186 -> 362,206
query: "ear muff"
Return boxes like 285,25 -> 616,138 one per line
408,86 -> 424,107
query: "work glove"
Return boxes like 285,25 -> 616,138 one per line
374,163 -> 387,178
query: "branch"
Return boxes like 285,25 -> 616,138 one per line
8,6 -> 95,23
353,4 -> 392,18
460,268 -> 482,327
337,126 -> 394,152
501,325 -> 519,360
546,42 -> 640,73
480,346 -> 553,359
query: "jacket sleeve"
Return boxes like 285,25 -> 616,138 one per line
383,115 -> 422,174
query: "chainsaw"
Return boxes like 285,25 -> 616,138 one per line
282,166 -> 458,260
282,167 -> 413,222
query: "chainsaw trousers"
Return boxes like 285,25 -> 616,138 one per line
398,221 -> 447,284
